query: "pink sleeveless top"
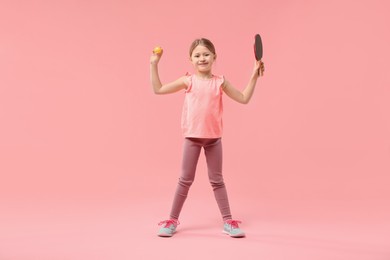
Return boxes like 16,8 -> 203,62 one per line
181,74 -> 224,138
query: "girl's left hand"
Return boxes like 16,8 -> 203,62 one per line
254,60 -> 265,77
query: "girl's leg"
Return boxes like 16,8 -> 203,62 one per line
204,138 -> 232,221
169,138 -> 202,220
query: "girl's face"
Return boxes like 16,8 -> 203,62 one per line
190,45 -> 215,74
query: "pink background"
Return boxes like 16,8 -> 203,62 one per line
1,0 -> 389,259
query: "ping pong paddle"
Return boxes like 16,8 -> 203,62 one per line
254,34 -> 263,76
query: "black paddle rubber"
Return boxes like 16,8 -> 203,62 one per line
254,34 -> 263,61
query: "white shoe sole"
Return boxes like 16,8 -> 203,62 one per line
222,230 -> 245,238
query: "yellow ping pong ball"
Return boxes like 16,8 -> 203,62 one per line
153,46 -> 163,54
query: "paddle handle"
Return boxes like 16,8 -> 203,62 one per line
258,60 -> 263,77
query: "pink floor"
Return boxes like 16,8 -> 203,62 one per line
1,197 -> 389,260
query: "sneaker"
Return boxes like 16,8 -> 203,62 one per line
157,219 -> 179,237
223,220 -> 246,238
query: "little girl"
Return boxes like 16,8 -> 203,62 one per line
149,38 -> 264,238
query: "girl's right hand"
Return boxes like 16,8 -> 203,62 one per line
150,49 -> 163,65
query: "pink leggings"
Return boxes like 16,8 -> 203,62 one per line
169,137 -> 232,221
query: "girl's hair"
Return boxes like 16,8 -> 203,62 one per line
189,38 -> 216,58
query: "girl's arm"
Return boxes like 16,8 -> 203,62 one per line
222,60 -> 264,104
150,50 -> 187,95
